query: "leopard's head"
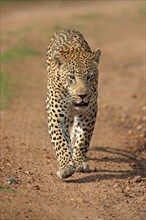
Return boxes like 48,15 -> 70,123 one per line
53,48 -> 101,110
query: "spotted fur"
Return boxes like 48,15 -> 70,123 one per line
46,29 -> 101,179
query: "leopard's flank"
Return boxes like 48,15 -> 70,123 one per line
46,29 -> 101,179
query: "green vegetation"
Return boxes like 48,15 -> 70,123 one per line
3,26 -> 32,37
0,71 -> 15,109
0,43 -> 40,109
1,0 -> 41,4
1,45 -> 40,62
0,186 -> 16,193
1,0 -> 68,5
52,24 -> 62,32
1,0 -> 68,3
1,27 -> 32,43
137,5 -> 145,16
76,12 -> 98,21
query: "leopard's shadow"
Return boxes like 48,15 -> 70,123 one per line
65,145 -> 146,183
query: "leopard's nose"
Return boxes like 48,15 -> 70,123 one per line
78,94 -> 87,99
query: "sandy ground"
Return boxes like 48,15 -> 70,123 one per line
1,1 -> 146,220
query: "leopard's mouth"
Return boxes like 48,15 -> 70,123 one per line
73,101 -> 89,108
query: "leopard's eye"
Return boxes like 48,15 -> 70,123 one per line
68,74 -> 75,81
87,74 -> 94,81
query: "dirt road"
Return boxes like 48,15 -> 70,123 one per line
1,1 -> 146,220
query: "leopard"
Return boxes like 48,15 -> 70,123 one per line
46,29 -> 101,179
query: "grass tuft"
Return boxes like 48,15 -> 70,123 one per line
0,186 -> 16,193
0,71 -> 15,109
1,46 -> 40,62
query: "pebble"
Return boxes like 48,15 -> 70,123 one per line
17,166 -> 22,171
33,185 -> 40,190
128,129 -> 132,135
113,183 -> 119,188
139,132 -> 145,138
48,171 -> 53,175
137,125 -> 142,131
142,106 -> 146,111
6,162 -> 12,167
127,177 -> 131,183
121,117 -> 126,123
102,103 -> 108,109
7,177 -> 18,184
125,185 -> 130,191
131,175 -> 142,183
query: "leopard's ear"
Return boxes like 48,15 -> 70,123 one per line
53,52 -> 67,66
92,48 -> 101,64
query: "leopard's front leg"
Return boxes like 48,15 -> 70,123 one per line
47,104 -> 75,179
72,108 -> 97,172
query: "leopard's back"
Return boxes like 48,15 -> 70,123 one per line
46,29 -> 91,73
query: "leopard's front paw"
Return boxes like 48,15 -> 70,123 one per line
75,162 -> 91,173
57,163 -> 75,179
